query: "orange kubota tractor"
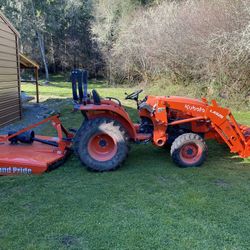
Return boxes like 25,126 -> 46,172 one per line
72,89 -> 250,172
0,82 -> 249,175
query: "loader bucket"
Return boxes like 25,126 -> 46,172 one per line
239,124 -> 250,158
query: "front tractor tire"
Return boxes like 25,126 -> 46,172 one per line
170,133 -> 208,168
74,118 -> 128,172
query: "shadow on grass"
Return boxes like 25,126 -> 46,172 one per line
206,140 -> 249,167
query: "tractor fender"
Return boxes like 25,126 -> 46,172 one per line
79,104 -> 137,140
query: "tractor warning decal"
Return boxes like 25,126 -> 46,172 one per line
0,167 -> 32,174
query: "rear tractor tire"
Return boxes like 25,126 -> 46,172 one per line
170,133 -> 208,168
74,118 -> 129,171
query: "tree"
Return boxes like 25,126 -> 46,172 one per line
0,0 -> 95,76
30,0 -> 49,83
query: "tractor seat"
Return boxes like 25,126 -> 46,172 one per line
92,89 -> 101,105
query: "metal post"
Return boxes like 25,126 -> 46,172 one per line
35,67 -> 39,103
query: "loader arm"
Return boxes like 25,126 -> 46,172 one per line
205,100 -> 250,158
166,97 -> 250,158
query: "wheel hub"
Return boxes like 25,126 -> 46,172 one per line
180,143 -> 202,163
87,133 -> 117,162
186,148 -> 194,156
99,139 -> 107,147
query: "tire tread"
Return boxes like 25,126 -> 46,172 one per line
74,118 -> 129,171
170,133 -> 208,168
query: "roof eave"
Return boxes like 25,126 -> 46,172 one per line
20,53 -> 40,69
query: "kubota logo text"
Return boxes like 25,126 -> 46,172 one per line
185,104 -> 205,113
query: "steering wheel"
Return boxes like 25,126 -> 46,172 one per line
125,89 -> 143,100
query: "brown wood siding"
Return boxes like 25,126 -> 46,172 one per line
0,75 -> 18,82
0,21 -> 14,34
0,36 -> 16,47
0,30 -> 15,41
0,15 -> 21,128
0,82 -> 18,90
0,60 -> 17,68
0,52 -> 17,61
0,46 -> 16,55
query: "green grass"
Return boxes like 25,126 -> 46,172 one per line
1,76 -> 250,249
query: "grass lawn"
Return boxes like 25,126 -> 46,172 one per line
1,76 -> 250,249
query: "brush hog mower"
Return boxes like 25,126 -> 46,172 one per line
0,115 -> 74,175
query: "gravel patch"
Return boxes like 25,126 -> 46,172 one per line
0,99 -> 70,135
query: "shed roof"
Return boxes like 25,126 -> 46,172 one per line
0,10 -> 20,37
20,53 -> 40,69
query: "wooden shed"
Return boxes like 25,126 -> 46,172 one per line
0,11 -> 21,127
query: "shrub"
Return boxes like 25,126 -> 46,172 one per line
93,0 -> 250,102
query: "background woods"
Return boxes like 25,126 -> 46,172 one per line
1,0 -> 250,103
0,0 -> 94,80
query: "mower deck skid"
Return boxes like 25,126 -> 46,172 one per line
0,115 -> 73,176
0,135 -> 67,175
